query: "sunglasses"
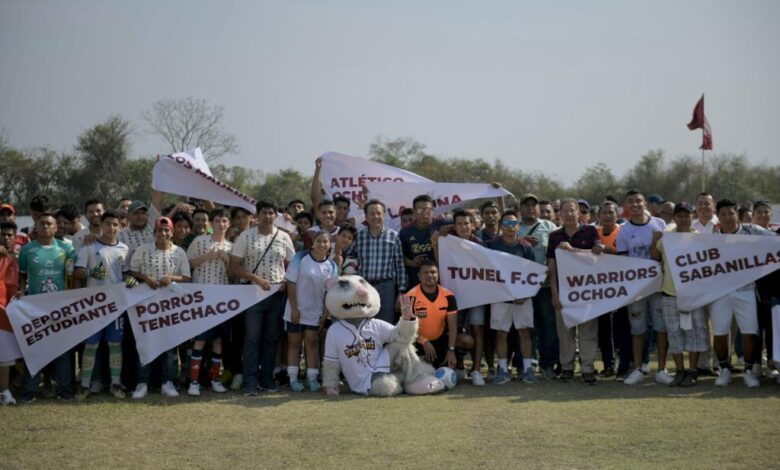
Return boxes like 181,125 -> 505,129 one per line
502,220 -> 520,227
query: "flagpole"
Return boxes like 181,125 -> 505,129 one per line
701,147 -> 705,192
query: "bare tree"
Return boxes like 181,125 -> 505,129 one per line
143,97 -> 238,163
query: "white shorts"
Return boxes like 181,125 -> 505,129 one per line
465,305 -> 485,327
489,301 -> 533,332
708,287 -> 758,336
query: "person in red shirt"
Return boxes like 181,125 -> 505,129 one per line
0,221 -> 20,405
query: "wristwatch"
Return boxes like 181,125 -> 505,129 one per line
448,346 -> 455,351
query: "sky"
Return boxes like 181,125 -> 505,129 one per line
1,1 -> 778,185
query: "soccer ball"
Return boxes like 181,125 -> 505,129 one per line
434,367 -> 457,390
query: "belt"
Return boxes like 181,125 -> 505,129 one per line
367,278 -> 393,285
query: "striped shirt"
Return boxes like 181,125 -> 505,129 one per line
354,226 -> 408,291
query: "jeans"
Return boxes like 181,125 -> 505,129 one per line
137,349 -> 178,384
243,291 -> 284,390
24,352 -> 72,398
598,311 -> 615,369
373,281 -> 397,324
532,287 -> 559,369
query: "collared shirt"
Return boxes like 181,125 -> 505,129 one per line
692,215 -> 719,233
546,223 -> 602,259
355,226 -> 407,291
231,227 -> 295,284
519,218 -> 558,264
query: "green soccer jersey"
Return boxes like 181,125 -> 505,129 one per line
18,239 -> 76,295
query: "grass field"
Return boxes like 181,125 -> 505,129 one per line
1,370 -> 777,470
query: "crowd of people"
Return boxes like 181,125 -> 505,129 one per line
0,161 -> 778,405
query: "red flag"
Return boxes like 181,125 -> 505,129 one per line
687,94 -> 712,150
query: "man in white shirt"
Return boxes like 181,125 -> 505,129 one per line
692,192 -> 719,233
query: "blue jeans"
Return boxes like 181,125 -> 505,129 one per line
24,352 -> 72,398
532,287 -> 559,369
373,281 -> 397,324
137,349 -> 178,384
243,291 -> 284,390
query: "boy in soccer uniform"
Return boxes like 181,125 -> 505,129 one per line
185,208 -> 233,396
74,211 -> 130,399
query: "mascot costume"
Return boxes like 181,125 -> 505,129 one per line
322,275 -> 445,396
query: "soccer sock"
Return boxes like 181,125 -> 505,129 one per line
498,358 -> 508,372
523,358 -> 533,370
190,349 -> 203,383
108,342 -> 123,385
744,361 -> 754,373
80,343 -> 98,389
210,353 -> 222,381
718,360 -> 729,370
306,368 -> 319,381
287,366 -> 299,381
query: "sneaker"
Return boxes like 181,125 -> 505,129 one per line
672,370 -> 686,387
641,363 -> 651,375
455,368 -> 467,381
541,367 -> 556,380
56,393 -> 74,402
582,372 -> 597,385
599,367 -> 616,378
470,370 -> 486,386
230,373 -> 243,391
655,369 -> 674,385
560,370 -> 574,383
76,386 -> 90,401
522,367 -> 539,384
615,369 -> 629,382
188,382 -> 201,397
307,379 -> 321,392
111,384 -> 126,399
1,389 -> 16,406
743,370 -> 760,388
89,381 -> 103,394
624,369 -> 644,385
680,369 -> 698,387
161,381 -> 179,397
259,382 -> 280,392
243,386 -> 259,397
751,363 -> 762,377
131,383 -> 148,399
211,380 -> 227,393
290,380 -> 304,392
274,370 -> 290,388
486,368 -> 496,380
21,392 -> 37,404
493,368 -> 511,385
715,367 -> 732,386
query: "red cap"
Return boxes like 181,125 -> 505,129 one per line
0,203 -> 15,214
154,216 -> 173,230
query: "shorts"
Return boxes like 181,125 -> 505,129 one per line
194,321 -> 229,342
627,292 -> 666,335
708,287 -> 758,336
489,301 -> 533,332
661,295 -> 708,354
415,332 -> 450,368
465,305 -> 485,327
285,321 -> 319,333
84,316 -> 124,344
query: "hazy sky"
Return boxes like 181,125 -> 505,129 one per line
1,1 -> 778,185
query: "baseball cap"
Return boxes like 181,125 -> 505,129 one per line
577,198 -> 590,210
673,202 -> 694,214
154,216 -> 173,230
520,193 -> 539,205
647,194 -> 666,204
0,203 -> 15,214
128,200 -> 148,214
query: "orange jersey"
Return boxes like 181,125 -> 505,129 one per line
404,284 -> 458,341
597,225 -> 620,253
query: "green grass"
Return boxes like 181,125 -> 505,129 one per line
1,373 -> 777,470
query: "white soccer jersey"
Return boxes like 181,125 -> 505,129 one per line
119,225 -> 154,271
186,234 -> 233,285
130,242 -> 191,280
75,239 -> 129,287
323,318 -> 394,395
231,227 -> 294,284
283,251 -> 339,326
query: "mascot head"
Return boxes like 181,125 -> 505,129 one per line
325,275 -> 381,320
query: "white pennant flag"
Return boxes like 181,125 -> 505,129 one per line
6,284 -> 156,375
662,232 -> 780,311
438,236 -> 547,310
152,148 -> 257,214
319,152 -> 432,222
366,182 -> 513,231
128,283 -> 279,365
555,249 -> 662,328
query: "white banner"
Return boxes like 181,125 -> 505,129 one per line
555,249 -> 662,328
152,148 -> 257,214
319,152 -> 432,222
662,232 -> 780,311
366,181 -> 513,230
128,283 -> 279,365
6,284 -> 156,375
438,236 -> 547,310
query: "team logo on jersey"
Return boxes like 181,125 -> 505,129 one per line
415,309 -> 428,318
344,339 -> 376,359
40,278 -> 58,293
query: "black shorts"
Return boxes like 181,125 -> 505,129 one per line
415,333 -> 450,368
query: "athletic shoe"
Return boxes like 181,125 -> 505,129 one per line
111,384 -> 126,399
1,389 -> 16,406
751,363 -> 762,377
520,367 -> 537,384
672,371 -> 686,387
493,368 -> 511,385
21,392 -> 36,404
259,382 -> 280,392
680,369 -> 698,387
470,370 -> 486,386
541,367 -> 556,381
624,369 -> 644,385
290,380 -> 304,392
715,368 -> 732,386
56,393 -> 74,402
188,382 -> 201,397
655,369 -> 675,385
161,381 -> 179,397
244,387 -> 259,397
455,368 -> 467,381
582,372 -> 597,385
230,373 -> 243,391
89,381 -> 103,394
486,368 -> 496,381
641,363 -> 651,375
307,379 -> 321,392
76,386 -> 90,401
559,370 -> 574,383
743,370 -> 760,388
274,370 -> 290,388
615,369 -> 629,382
599,367 -> 616,378
132,383 -> 148,399
211,380 -> 227,393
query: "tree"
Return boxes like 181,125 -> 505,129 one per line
74,115 -> 132,204
368,136 -> 428,167
252,169 -> 312,208
143,97 -> 238,163
572,162 -> 620,204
